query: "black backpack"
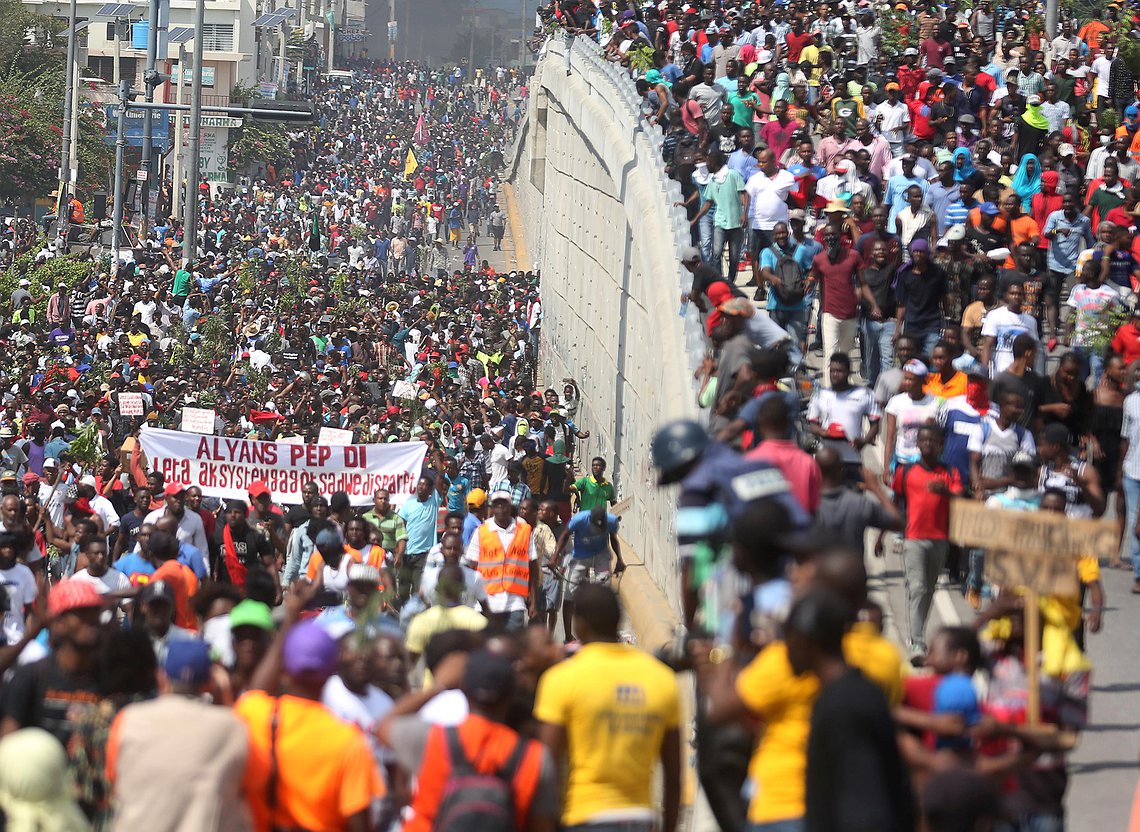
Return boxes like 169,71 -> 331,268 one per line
433,727 -> 527,832
768,247 -> 808,305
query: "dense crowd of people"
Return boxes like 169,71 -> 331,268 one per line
0,0 -> 1139,828
547,0 -> 1140,830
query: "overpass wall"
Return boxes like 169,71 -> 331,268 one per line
506,36 -> 707,615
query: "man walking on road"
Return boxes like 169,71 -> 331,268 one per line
465,489 -> 539,629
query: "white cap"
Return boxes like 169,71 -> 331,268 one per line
489,489 -> 514,504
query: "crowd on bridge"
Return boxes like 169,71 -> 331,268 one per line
545,0 -> 1140,830
0,0 -> 1140,828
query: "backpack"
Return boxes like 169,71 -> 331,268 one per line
433,727 -> 526,832
769,247 -> 808,305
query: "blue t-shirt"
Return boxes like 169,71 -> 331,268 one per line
447,475 -> 471,514
939,400 -> 983,484
399,490 -> 442,555
933,672 -> 980,749
567,510 -> 619,559
178,543 -> 209,580
462,512 -> 481,548
114,552 -> 155,583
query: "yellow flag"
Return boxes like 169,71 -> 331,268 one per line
404,148 -> 418,179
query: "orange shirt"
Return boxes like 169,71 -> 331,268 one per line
1003,214 -> 1041,267
967,206 -> 1008,235
150,559 -> 200,632
235,691 -> 383,832
406,714 -> 545,832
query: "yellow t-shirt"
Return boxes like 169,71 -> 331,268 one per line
736,630 -> 907,823
736,642 -> 819,824
533,642 -> 680,826
405,604 -> 487,656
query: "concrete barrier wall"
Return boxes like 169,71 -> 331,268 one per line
507,36 -> 708,620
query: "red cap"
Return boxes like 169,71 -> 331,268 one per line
248,480 -> 271,498
49,579 -> 103,617
163,483 -> 186,497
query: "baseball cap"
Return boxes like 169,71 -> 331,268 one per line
48,579 -> 103,617
42,458 -> 58,469
885,81 -> 901,91
979,201 -> 1000,216
0,471 -> 15,483
139,580 -> 176,606
164,640 -> 213,687
467,488 -> 488,507
0,427 -> 13,438
248,480 -> 271,498
347,563 -> 382,585
79,475 -> 97,488
1058,142 -> 1075,157
163,482 -> 185,496
489,489 -> 513,504
903,46 -> 919,56
1026,94 -> 1042,106
229,599 -> 275,631
283,620 -> 339,678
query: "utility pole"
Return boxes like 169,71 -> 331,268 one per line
388,0 -> 394,60
1046,0 -> 1059,38
111,78 -> 129,258
58,0 -> 79,242
171,40 -> 187,223
468,14 -> 476,79
139,0 -> 163,223
183,0 -> 206,267
519,0 -> 525,69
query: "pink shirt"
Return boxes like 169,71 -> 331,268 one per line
746,440 -> 821,514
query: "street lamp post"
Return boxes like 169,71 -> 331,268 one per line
183,0 -> 206,266
58,0 -> 80,242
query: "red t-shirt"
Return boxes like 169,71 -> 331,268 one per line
892,461 -> 962,540
812,249 -> 862,320
785,31 -> 812,63
1112,322 -> 1140,366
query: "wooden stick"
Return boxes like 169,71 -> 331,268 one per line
1025,587 -> 1041,727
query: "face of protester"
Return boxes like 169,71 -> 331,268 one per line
373,489 -> 391,515
85,541 -> 109,577
416,476 -> 433,501
345,519 -> 369,548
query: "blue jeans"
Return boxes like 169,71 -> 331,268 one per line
749,820 -> 805,832
967,546 -> 985,593
1071,346 -> 1104,387
860,316 -> 896,388
1125,475 -> 1140,578
712,225 -> 745,280
772,307 -> 808,357
905,324 -> 942,357
697,210 -> 715,264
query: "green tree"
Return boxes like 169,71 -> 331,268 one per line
228,117 -> 291,173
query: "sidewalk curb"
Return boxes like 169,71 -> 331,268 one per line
501,182 -> 530,271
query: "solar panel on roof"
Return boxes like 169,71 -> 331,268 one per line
97,3 -> 137,17
168,26 -> 194,42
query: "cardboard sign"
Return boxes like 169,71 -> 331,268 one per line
181,407 -> 216,435
949,498 -> 1117,561
139,427 -> 427,506
984,549 -> 1079,597
118,393 -> 144,416
317,426 -> 354,446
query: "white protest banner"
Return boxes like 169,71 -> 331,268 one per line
118,393 -> 144,416
318,426 -> 354,446
181,407 -> 217,435
139,427 -> 426,506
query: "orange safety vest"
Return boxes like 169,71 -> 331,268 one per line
477,521 -> 532,598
